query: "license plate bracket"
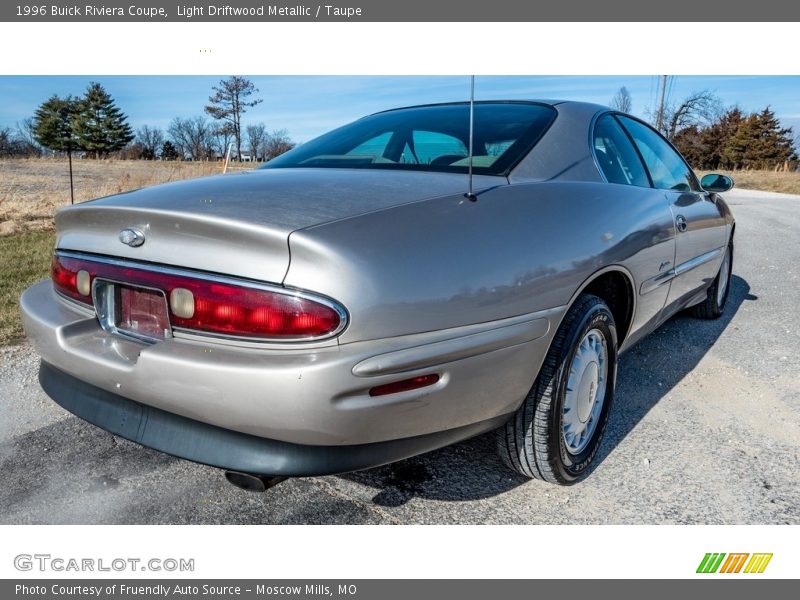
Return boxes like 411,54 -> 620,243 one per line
93,280 -> 172,342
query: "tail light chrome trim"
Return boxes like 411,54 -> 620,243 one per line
52,250 -> 349,343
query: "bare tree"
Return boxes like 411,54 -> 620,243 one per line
0,123 -> 41,157
609,86 -> 632,113
261,129 -> 295,161
661,90 -> 722,141
136,125 -> 165,160
118,142 -> 145,160
0,127 -> 15,157
168,116 -> 213,160
205,76 -> 262,162
16,118 -> 43,156
212,125 -> 235,159
168,118 -> 191,159
246,123 -> 267,160
188,117 -> 213,160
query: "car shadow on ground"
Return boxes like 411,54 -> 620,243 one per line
341,275 -> 755,506
0,415 -> 179,523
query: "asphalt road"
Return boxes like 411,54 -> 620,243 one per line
1,188 -> 798,524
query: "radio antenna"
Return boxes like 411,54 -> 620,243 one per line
464,75 -> 477,202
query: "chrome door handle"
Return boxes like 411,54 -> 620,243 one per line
675,215 -> 688,232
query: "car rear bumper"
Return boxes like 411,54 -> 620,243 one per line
39,361 -> 510,476
21,279 -> 559,447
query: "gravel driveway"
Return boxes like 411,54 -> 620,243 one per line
1,188 -> 798,524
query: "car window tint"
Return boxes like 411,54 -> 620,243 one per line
400,141 -> 417,164
262,102 -> 557,176
617,116 -> 699,192
347,131 -> 392,159
486,140 -> 514,156
412,130 -> 467,165
593,115 -> 650,187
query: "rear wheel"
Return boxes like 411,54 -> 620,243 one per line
690,239 -> 733,320
498,294 -> 618,484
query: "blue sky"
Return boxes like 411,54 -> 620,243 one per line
1,75 -> 798,143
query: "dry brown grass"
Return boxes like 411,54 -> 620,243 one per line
2,160 -> 797,238
0,158 -> 255,236
697,170 -> 800,196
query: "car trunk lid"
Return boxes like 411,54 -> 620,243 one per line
55,168 -> 502,283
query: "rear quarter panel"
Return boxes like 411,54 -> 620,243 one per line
285,180 -> 676,345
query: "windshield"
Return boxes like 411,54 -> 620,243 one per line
261,102 -> 557,176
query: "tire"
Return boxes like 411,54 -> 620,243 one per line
690,238 -> 733,320
498,294 -> 618,485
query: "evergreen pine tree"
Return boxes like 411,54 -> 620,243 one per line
701,107 -> 745,170
32,94 -> 81,203
72,82 -> 134,158
204,76 -> 262,161
748,107 -> 796,168
32,95 -> 80,155
722,108 -> 796,170
160,140 -> 180,160
722,114 -> 759,169
672,125 -> 705,168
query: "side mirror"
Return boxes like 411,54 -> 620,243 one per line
700,173 -> 734,193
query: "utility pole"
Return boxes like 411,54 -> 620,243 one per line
655,75 -> 668,133
67,150 -> 74,204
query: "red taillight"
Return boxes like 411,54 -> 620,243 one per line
51,254 -> 345,340
369,374 -> 440,397
168,279 -> 342,339
51,255 -> 91,304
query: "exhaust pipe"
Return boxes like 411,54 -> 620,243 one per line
224,471 -> 287,492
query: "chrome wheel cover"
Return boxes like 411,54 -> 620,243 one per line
717,247 -> 730,306
562,328 -> 608,455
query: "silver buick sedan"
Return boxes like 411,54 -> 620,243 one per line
21,100 -> 735,489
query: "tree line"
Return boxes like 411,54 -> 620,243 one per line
5,78 -> 797,171
135,117 -> 295,162
672,107 -> 796,171
610,85 -> 797,171
1,77 -> 295,162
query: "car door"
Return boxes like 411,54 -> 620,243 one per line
617,116 -> 728,307
592,114 -> 676,344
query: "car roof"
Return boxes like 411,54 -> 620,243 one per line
371,99 -> 611,116
367,99 -> 618,184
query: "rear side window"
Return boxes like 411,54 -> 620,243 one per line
593,115 -> 650,187
617,116 -> 700,192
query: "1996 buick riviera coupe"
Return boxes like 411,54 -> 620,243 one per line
21,101 -> 735,488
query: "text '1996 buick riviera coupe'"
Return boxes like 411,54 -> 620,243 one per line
21,100 -> 735,489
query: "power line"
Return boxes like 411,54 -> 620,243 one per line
665,75 -> 675,108
655,75 -> 668,132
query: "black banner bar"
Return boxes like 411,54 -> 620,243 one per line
2,1 -> 799,22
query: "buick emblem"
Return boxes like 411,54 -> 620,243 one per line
119,228 -> 146,248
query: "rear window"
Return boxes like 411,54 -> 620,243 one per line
262,102 -> 557,176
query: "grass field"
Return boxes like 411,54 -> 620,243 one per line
697,170 -> 800,195
0,158 -> 245,236
1,159 -> 797,237
0,231 -> 54,345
